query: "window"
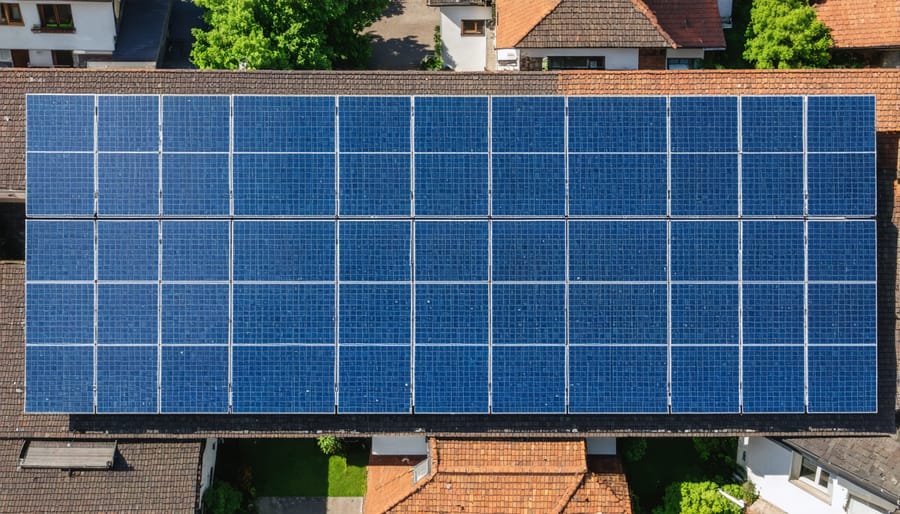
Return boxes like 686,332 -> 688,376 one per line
461,19 -> 484,36
547,56 -> 605,70
0,3 -> 23,25
790,454 -> 831,500
667,58 -> 704,70
37,4 -> 74,30
51,50 -> 73,67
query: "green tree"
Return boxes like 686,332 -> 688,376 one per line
191,0 -> 390,70
744,0 -> 832,68
653,481 -> 742,514
203,481 -> 243,514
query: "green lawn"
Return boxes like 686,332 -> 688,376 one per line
215,439 -> 368,497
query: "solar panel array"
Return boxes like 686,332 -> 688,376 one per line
25,94 -> 877,414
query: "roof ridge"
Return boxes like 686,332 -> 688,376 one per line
496,0 -> 562,48
378,438 -> 440,512
630,0 -> 678,48
552,472 -> 590,513
514,0 -> 562,48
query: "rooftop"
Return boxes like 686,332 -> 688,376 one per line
814,0 -> 900,50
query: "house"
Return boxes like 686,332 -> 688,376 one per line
430,0 -> 726,71
739,434 -> 900,514
364,437 -> 631,513
0,0 -> 173,68
814,0 -> 900,68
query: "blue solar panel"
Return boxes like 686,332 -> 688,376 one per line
98,95 -> 159,152
671,222 -> 738,281
491,346 -> 565,413
98,153 -> 159,216
26,152 -> 94,216
670,96 -> 737,153
339,96 -> 410,152
672,284 -> 739,345
162,153 -> 229,216
671,346 -> 739,413
233,284 -> 334,343
742,221 -> 804,281
232,345 -> 335,413
568,96 -> 666,153
414,153 -> 488,216
97,346 -> 157,413
162,96 -> 229,152
162,284 -> 228,344
25,346 -> 94,413
807,152 -> 875,216
414,345 -> 488,413
492,153 -> 565,216
741,96 -> 803,153
414,96 -> 488,153
808,345 -> 876,413
415,222 -> 487,281
569,221 -> 666,281
27,95 -> 94,152
233,95 -> 335,153
741,153 -> 803,216
416,284 -> 487,344
491,97 -> 565,153
339,222 -> 410,281
808,284 -> 876,345
162,221 -> 228,281
339,153 -> 410,216
807,96 -> 875,153
492,284 -> 565,345
26,284 -> 93,344
569,346 -> 667,413
568,154 -> 667,216
233,154 -> 335,216
339,285 -> 410,345
338,345 -> 410,413
98,284 -> 157,344
98,221 -> 157,281
234,221 -> 333,281
743,285 -> 804,345
492,221 -> 565,281
671,154 -> 738,216
742,346 -> 804,413
161,346 -> 228,413
26,220 -> 93,281
808,221 -> 876,281
569,284 -> 666,345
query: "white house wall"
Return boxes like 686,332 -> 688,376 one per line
440,6 -> 492,71
0,1 -> 116,54
519,48 -> 640,70
198,438 -> 219,500
372,436 -> 428,456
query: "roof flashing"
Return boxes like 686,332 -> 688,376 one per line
19,440 -> 117,470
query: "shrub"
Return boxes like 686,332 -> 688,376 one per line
653,481 -> 742,514
421,25 -> 443,70
203,481 -> 243,514
317,435 -> 343,456
622,438 -> 648,463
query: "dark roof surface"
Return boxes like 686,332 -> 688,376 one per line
0,439 -> 202,513
643,0 -> 726,49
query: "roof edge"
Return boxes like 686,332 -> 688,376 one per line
630,0 -> 678,48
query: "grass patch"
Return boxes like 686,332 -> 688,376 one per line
215,439 -> 368,498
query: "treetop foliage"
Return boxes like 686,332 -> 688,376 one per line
743,0 -> 833,69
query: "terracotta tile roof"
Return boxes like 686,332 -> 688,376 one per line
0,439 -> 202,513
814,0 -> 900,50
643,0 -> 726,49
366,438 -> 633,514
495,0 -> 561,48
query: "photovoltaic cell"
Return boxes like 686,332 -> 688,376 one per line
338,345 -> 410,413
742,285 -> 804,345
162,284 -> 229,344
670,96 -> 737,153
568,96 -> 666,153
26,95 -> 94,151
741,153 -> 803,216
26,152 -> 94,216
26,284 -> 94,344
233,284 -> 334,344
414,345 -> 488,413
161,346 -> 228,413
568,153 -> 667,216
26,220 -> 93,281
672,284 -> 739,345
339,285 -> 410,345
807,152 -> 875,216
162,153 -> 229,216
492,221 -> 565,281
339,153 -> 410,216
569,221 -> 666,281
233,153 -> 335,216
742,346 -> 804,413
742,221 -> 804,281
97,346 -> 158,413
414,153 -> 488,216
415,284 -> 488,344
415,222 -> 487,281
339,96 -> 410,152
98,153 -> 159,216
569,346 -> 667,413
25,346 -> 94,413
98,284 -> 158,344
414,96 -> 488,153
233,95 -> 335,153
808,284 -> 876,345
741,96 -> 803,153
492,284 -> 565,345
98,221 -> 158,281
492,153 -> 565,216
233,221 -> 334,281
162,221 -> 229,281
808,345 -> 876,413
339,222 -> 410,281
491,97 -> 565,153
807,96 -> 875,153
671,346 -> 739,413
671,222 -> 738,281
162,96 -> 229,152
569,284 -> 666,345
670,153 -> 738,216
491,346 -> 565,413
808,221 -> 876,281
98,95 -> 159,152
232,346 -> 335,413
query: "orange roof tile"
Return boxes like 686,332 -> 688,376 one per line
815,0 -> 900,49
643,0 -> 727,48
495,0 -> 561,48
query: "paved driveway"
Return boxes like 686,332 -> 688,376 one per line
365,0 -> 440,69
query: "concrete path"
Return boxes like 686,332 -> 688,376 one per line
365,0 -> 440,69
257,497 -> 363,514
